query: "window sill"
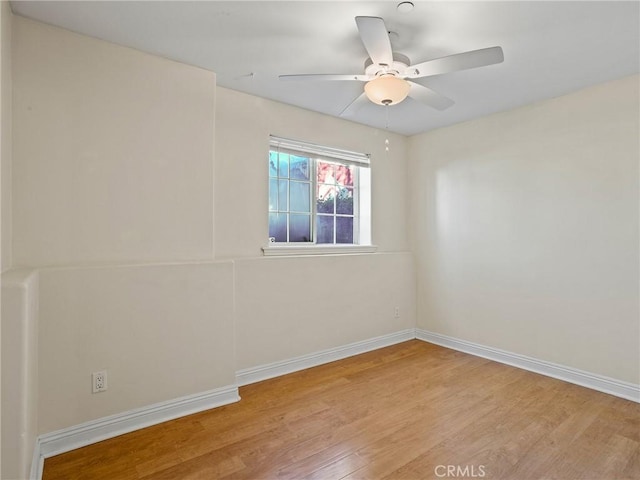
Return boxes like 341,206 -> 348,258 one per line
262,244 -> 378,257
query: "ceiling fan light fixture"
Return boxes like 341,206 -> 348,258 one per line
364,75 -> 411,106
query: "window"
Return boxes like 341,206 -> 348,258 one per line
268,136 -> 371,248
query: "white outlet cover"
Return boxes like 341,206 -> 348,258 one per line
92,370 -> 108,393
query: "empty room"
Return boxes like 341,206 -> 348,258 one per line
1,1 -> 638,479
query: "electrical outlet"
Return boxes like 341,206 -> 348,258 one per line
92,370 -> 108,393
394,306 -> 400,318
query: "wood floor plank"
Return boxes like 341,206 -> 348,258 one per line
43,340 -> 640,480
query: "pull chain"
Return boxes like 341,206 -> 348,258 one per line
384,103 -> 390,152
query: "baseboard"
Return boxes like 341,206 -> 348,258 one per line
415,329 -> 640,403
30,384 -> 240,480
236,329 -> 415,386
30,328 -> 638,479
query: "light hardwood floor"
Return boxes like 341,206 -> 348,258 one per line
43,340 -> 639,479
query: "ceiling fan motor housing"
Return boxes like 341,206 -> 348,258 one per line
364,52 -> 411,78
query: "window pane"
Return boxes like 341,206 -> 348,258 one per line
336,187 -> 354,215
290,181 -> 310,213
269,179 -> 278,212
278,179 -> 288,211
289,214 -> 311,242
317,184 -> 335,214
335,164 -> 355,187
269,213 -> 287,242
290,155 -> 310,180
269,151 -> 278,177
336,217 -> 354,244
278,153 -> 289,177
317,215 -> 334,244
317,161 -> 335,184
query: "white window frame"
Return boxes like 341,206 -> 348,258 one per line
264,135 -> 377,256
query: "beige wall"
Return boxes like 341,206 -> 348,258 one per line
38,262 -> 235,433
1,269 -> 38,480
12,17 -> 216,267
10,16 -> 237,437
409,75 -> 640,384
214,87 -> 409,259
10,15 -> 416,440
215,87 -> 415,370
0,1 -> 12,476
1,0 -> 11,273
235,253 -> 415,370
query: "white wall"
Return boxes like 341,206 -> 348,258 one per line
215,88 -> 415,370
409,75 -> 640,384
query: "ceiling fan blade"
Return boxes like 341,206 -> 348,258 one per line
408,46 -> 504,79
408,82 -> 455,111
279,74 -> 370,82
355,16 -> 393,66
340,92 -> 369,117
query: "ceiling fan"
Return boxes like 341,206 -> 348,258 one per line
280,16 -> 504,116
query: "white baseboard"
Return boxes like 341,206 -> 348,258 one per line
236,329 -> 415,386
32,330 -> 414,478
30,328 -> 639,479
30,384 -> 240,480
415,329 -> 640,403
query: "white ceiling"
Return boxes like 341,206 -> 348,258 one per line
11,1 -> 640,136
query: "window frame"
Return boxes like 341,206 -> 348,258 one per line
264,136 -> 376,256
